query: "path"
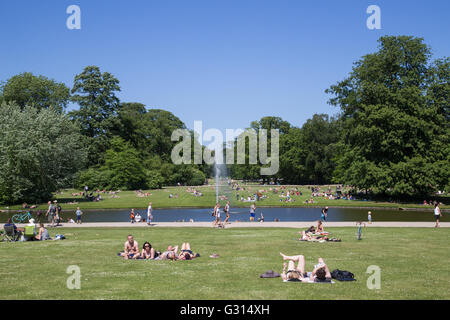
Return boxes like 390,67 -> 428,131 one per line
24,221 -> 450,228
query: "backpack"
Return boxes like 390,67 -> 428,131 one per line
331,269 -> 356,281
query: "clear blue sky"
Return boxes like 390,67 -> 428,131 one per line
0,0 -> 449,137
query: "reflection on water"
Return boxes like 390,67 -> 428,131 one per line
1,207 -> 445,223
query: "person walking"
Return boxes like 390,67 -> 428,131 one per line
434,203 -> 442,228
223,201 -> 230,224
45,201 -> 55,227
321,207 -> 328,222
147,202 -> 153,226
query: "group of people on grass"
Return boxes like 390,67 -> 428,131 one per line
119,234 -> 199,261
3,218 -> 51,241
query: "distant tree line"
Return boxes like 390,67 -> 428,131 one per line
0,35 -> 448,204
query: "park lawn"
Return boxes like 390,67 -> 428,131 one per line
4,185 -> 449,211
0,227 -> 448,300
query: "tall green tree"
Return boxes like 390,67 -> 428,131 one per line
69,66 -> 121,166
0,103 -> 86,204
327,36 -> 449,196
102,137 -> 147,190
1,72 -> 70,112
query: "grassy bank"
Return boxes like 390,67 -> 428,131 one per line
0,227 -> 448,299
3,185 -> 449,211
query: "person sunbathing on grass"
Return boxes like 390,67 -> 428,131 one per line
178,242 -> 200,260
140,241 -> 158,260
280,253 -> 332,282
299,226 -> 315,241
121,235 -> 140,260
159,245 -> 179,261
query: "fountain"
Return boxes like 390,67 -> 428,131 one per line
214,161 -> 230,203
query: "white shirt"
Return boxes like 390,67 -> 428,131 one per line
434,207 -> 440,215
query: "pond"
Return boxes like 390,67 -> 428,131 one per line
2,207 -> 446,223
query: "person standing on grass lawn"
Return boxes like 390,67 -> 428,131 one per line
76,207 -> 83,224
250,203 -> 256,221
147,202 -> 153,226
121,235 -> 139,260
321,207 -> 328,221
434,203 -> 442,228
223,201 -> 230,224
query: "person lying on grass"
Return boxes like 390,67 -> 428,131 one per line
178,242 -> 200,260
299,226 -> 315,240
120,235 -> 140,260
158,244 -> 199,261
158,245 -> 179,260
280,253 -> 332,282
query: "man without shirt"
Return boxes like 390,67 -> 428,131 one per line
121,235 -> 139,260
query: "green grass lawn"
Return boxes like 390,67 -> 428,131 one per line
0,227 -> 448,300
4,184 -> 449,211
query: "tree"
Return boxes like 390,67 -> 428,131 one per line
102,137 -> 147,190
69,66 -> 121,166
327,36 -> 449,197
1,72 -> 70,113
0,103 -> 86,204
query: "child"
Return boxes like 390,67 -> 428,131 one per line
76,207 -> 83,224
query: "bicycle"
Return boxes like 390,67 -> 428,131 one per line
11,211 -> 34,224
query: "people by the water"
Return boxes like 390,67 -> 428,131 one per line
130,209 -> 136,223
212,203 -> 222,227
250,203 -> 256,221
46,201 -> 56,227
434,203 -> 442,228
147,202 -> 153,226
76,207 -> 83,224
368,211 -> 372,224
321,207 -> 328,221
223,201 -> 230,224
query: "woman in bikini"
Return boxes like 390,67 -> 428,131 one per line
178,242 -> 200,260
140,241 -> 158,260
280,253 -> 332,282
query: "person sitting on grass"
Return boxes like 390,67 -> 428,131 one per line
4,218 -> 23,239
280,253 -> 332,282
140,242 -> 158,260
317,220 -> 324,233
178,242 -> 200,260
120,235 -> 140,260
35,223 -> 51,241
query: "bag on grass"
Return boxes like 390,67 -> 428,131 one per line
331,269 -> 355,281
